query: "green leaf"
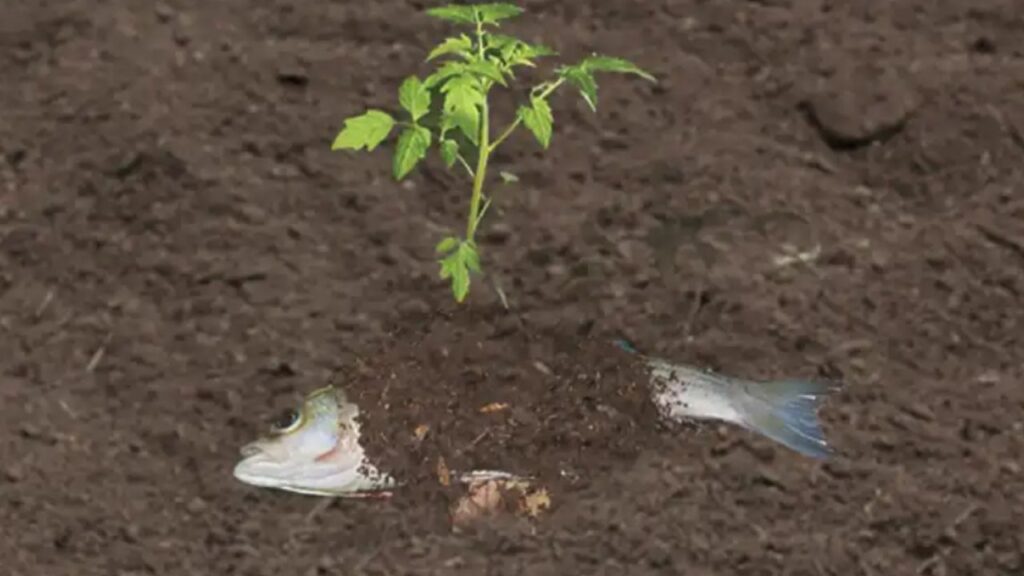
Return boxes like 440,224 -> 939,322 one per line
441,74 -> 484,111
474,3 -> 523,24
331,110 -> 395,151
582,55 -> 656,82
447,107 -> 479,145
489,35 -> 556,69
487,34 -> 516,50
559,66 -> 598,112
424,61 -> 468,88
435,236 -> 460,254
427,35 -> 474,61
518,97 -> 553,148
461,241 -> 481,273
398,76 -> 431,122
499,171 -> 518,183
467,60 -> 506,86
393,125 -> 432,180
427,3 -> 523,27
440,139 -> 459,168
425,5 -> 477,24
438,251 -> 469,299
437,240 -> 482,302
441,75 -> 484,143
450,263 -> 470,301
438,241 -> 482,302
522,42 -> 557,59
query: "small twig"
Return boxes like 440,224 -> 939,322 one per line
916,555 -> 940,575
304,496 -> 336,524
458,429 -> 491,455
976,223 -> 1024,262
34,289 -> 55,319
86,333 -> 113,373
986,103 -> 1024,152
682,282 -> 705,339
57,399 -> 78,420
949,503 -> 979,533
492,277 -> 510,310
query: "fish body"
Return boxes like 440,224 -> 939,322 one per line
233,343 -> 839,497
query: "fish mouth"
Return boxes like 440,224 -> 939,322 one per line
233,441 -> 396,496
232,447 -> 286,488
232,441 -> 307,488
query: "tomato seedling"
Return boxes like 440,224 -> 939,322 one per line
332,2 -> 654,302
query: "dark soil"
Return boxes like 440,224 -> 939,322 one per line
345,318 -> 665,530
2,1 -> 1023,575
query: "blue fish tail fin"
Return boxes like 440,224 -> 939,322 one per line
743,379 -> 839,460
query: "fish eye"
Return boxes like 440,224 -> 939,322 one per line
270,408 -> 303,434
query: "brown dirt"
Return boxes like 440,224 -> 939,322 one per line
2,1 -> 1023,575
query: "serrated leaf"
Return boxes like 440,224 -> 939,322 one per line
435,236 -> 459,254
467,60 -> 506,86
559,66 -> 598,112
440,139 -> 459,168
487,34 -> 517,51
442,75 -> 483,143
398,76 -> 431,122
522,42 -> 557,58
460,241 -> 481,273
489,35 -> 555,69
427,35 -> 474,61
424,61 -> 468,88
440,74 -> 485,104
425,5 -> 477,24
451,268 -> 470,301
393,125 -> 431,180
582,55 -> 656,82
331,110 -> 395,151
439,251 -> 470,301
437,240 -> 482,302
449,106 -> 479,144
518,97 -> 553,148
474,3 -> 523,24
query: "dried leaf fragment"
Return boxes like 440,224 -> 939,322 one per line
451,479 -> 503,528
479,402 -> 509,414
520,488 -> 551,517
436,456 -> 451,487
450,475 -> 551,528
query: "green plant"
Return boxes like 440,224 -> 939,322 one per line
332,2 -> 654,302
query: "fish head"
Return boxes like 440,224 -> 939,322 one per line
233,386 -> 392,496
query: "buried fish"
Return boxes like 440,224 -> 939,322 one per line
623,341 -> 840,460
233,345 -> 840,504
232,385 -> 544,524
232,385 -> 396,496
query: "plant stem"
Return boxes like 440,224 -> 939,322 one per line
488,78 -> 565,153
466,99 -> 490,241
463,19 -> 493,243
455,154 -> 475,179
490,118 -> 521,152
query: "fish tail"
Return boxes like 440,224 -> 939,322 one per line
741,379 -> 838,460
